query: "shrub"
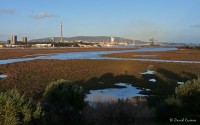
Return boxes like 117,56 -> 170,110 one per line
162,77 -> 200,117
0,89 -> 43,125
165,95 -> 181,106
175,77 -> 200,113
43,79 -> 85,125
175,77 -> 200,97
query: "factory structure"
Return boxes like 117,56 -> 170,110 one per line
60,21 -> 63,43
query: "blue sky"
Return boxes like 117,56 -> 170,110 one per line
0,0 -> 200,43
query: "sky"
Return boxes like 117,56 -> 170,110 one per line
0,0 -> 200,43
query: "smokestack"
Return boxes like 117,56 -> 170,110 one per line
60,20 -> 63,43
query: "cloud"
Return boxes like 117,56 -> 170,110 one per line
190,24 -> 200,28
30,12 -> 57,19
0,9 -> 15,14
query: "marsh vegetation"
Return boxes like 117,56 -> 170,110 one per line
0,48 -> 200,124
1,77 -> 200,125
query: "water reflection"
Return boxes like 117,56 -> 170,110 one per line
86,83 -> 143,102
149,79 -> 157,83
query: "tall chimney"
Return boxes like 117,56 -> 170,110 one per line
60,20 -> 63,43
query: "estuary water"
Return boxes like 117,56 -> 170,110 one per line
0,74 -> 8,78
0,48 -> 186,65
1,47 -> 200,65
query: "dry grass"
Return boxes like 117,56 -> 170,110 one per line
0,47 -> 137,60
102,49 -> 200,61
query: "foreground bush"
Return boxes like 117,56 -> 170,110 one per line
158,77 -> 200,119
0,89 -> 43,125
175,77 -> 200,113
43,79 -> 85,125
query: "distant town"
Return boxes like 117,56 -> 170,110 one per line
0,34 -> 166,48
0,35 -> 158,48
0,21 -> 158,48
0,21 -> 199,48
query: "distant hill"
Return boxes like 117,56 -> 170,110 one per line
29,36 -> 146,44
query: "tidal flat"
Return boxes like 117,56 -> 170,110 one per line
0,47 -> 137,60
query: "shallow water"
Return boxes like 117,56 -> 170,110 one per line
146,89 -> 151,91
44,48 -> 177,60
0,55 -> 48,65
1,47 -> 199,65
0,74 -> 8,78
134,55 -> 157,57
86,83 -> 143,102
149,79 -> 156,82
177,81 -> 184,85
141,70 -> 155,75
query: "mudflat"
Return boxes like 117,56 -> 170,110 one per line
0,47 -> 136,60
102,49 -> 200,61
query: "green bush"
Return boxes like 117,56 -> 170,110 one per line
163,77 -> 200,115
43,79 -> 85,112
0,89 -> 43,125
175,77 -> 200,113
43,79 -> 85,125
175,77 -> 200,97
